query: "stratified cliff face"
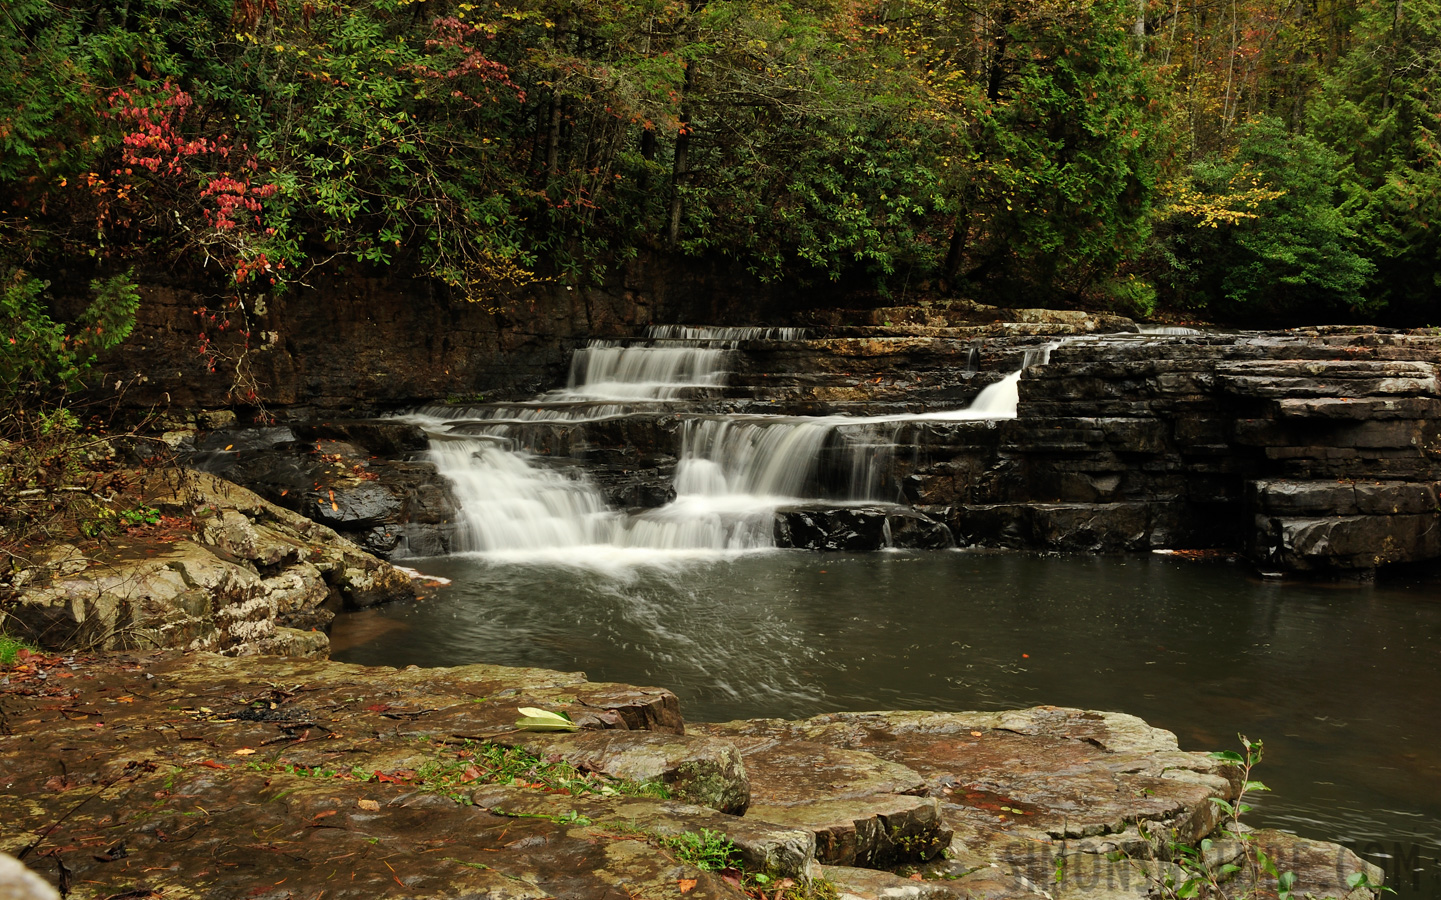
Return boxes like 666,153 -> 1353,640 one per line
895,327 -> 1441,572
79,254 -> 798,415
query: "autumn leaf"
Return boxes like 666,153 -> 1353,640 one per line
357,799 -> 381,811
678,878 -> 697,894
515,707 -> 580,732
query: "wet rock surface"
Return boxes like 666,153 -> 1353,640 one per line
0,654 -> 1377,900
188,422 -> 463,558
886,328 -> 1441,573
774,507 -> 956,552
1,471 -> 417,657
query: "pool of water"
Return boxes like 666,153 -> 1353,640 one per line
332,550 -> 1441,898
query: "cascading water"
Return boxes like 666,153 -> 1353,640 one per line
404,327 -> 1053,562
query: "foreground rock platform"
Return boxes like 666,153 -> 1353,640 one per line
0,652 -> 1379,900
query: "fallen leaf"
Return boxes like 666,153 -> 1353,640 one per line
116,696 -> 135,703
678,878 -> 697,894
357,799 -> 381,811
198,760 -> 228,770
233,748 -> 256,756
971,731 -> 983,737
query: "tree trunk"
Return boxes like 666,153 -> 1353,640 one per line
942,203 -> 972,290
546,97 -> 563,179
638,128 -> 656,194
666,56 -> 697,249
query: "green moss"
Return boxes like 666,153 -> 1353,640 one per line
0,634 -> 38,666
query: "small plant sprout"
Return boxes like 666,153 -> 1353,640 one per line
1122,736 -> 1304,900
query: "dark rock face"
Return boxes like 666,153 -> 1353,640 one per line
774,507 -> 956,552
82,256 -> 799,416
189,423 -> 462,558
1248,479 -> 1441,572
883,329 -> 1441,573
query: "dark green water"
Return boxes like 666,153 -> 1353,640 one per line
332,550 -> 1441,898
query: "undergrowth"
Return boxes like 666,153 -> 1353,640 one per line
0,633 -> 40,666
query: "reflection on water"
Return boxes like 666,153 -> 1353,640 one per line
331,551 -> 1441,899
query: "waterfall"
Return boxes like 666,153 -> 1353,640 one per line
927,341 -> 1054,420
646,325 -> 808,345
1137,324 -> 1201,336
406,327 -> 1047,562
563,341 -> 731,400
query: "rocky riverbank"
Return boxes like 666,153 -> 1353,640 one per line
0,651 -> 1381,900
1,470 -> 417,659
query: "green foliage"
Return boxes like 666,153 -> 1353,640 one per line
0,633 -> 41,666
951,0 -> 1166,299
2,0 -> 1437,321
1122,737 -> 1301,900
1,271 -> 138,399
119,504 -> 161,527
1308,0 -> 1441,323
1155,117 -> 1375,321
658,828 -> 740,871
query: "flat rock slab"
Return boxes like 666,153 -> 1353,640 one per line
0,654 -> 1378,900
1,766 -> 745,899
823,864 -> 966,900
703,708 -> 1236,841
701,707 -> 1245,899
691,728 -> 946,867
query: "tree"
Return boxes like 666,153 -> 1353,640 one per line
1155,115 -> 1375,320
1309,0 -> 1441,322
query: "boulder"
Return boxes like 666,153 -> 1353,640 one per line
2,470 -> 417,656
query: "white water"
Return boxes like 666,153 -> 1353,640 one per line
564,341 -> 731,400
408,327 -> 1056,564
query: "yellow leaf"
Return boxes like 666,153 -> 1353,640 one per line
234,748 -> 256,756
357,799 -> 381,811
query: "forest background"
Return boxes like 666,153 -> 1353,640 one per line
3,0 -> 1440,335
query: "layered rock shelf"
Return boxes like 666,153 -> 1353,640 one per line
185,323 -> 1441,576
0,653 -> 1380,900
